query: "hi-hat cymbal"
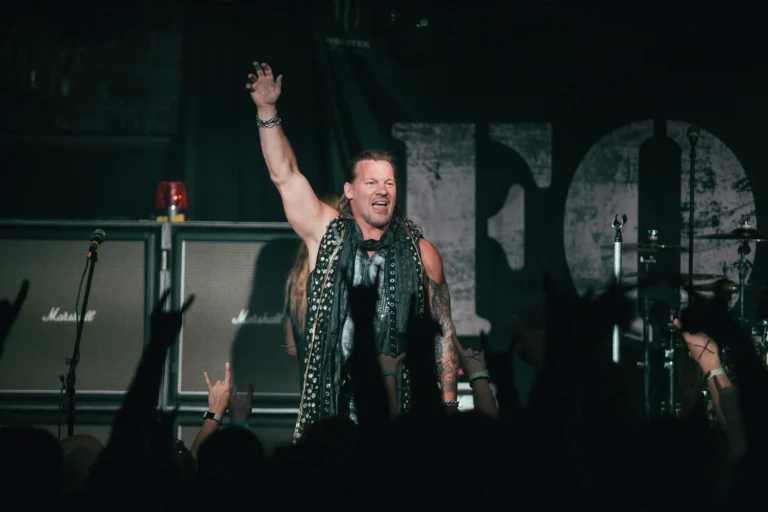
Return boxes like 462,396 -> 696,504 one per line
697,226 -> 768,242
602,242 -> 689,252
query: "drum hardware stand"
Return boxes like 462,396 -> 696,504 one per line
686,126 -> 699,294
728,239 -> 752,324
612,214 -> 627,364
661,309 -> 681,418
637,230 -> 657,420
755,320 -> 768,368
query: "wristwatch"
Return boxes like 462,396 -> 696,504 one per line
203,411 -> 223,423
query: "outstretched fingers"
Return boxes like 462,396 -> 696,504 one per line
154,288 -> 172,314
204,371 -> 212,391
181,294 -> 196,313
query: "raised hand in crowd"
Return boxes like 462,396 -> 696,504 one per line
403,301 -> 443,417
228,382 -> 254,424
0,279 -> 29,354
87,289 -> 195,505
457,331 -> 497,418
120,289 -> 195,416
205,362 -> 232,416
192,362 -> 232,458
347,276 -> 390,429
150,288 -> 195,349
379,352 -> 405,419
673,318 -> 722,374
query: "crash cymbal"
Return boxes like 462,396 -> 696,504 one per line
697,226 -> 768,242
602,242 -> 689,252
624,272 -> 723,282
690,278 -> 765,294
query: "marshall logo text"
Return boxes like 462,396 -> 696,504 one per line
231,310 -> 284,326
42,307 -> 97,323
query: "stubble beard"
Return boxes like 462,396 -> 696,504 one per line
359,209 -> 393,230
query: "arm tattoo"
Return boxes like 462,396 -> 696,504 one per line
427,275 -> 459,399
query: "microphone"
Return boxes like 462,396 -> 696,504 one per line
687,125 -> 700,146
88,229 -> 106,258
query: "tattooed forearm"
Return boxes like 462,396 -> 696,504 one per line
427,275 -> 459,399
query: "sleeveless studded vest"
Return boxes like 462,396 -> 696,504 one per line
293,216 -> 425,441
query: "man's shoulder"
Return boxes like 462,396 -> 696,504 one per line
318,213 -> 349,240
418,238 -> 442,264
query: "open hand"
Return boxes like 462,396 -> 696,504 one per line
246,61 -> 283,109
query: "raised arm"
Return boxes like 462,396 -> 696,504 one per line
246,61 -> 337,247
420,239 -> 459,402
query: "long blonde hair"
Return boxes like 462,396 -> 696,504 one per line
284,193 -> 340,335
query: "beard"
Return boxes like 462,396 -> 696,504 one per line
360,208 -> 393,229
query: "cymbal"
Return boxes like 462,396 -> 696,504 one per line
602,242 -> 689,252
690,278 -> 765,293
697,226 -> 768,242
624,272 -> 722,282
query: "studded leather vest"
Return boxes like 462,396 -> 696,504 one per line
293,216 -> 425,441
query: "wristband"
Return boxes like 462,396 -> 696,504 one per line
231,420 -> 248,427
469,370 -> 490,384
443,400 -> 459,408
382,371 -> 396,378
256,112 -> 281,129
203,411 -> 223,423
707,368 -> 726,380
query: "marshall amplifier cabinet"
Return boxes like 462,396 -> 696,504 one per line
0,220 -> 161,406
170,222 -> 302,409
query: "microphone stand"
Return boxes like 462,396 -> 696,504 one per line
62,252 -> 99,437
612,214 -> 627,363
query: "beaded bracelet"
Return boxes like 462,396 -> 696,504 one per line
256,112 -> 281,128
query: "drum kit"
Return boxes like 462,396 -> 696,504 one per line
605,219 -> 767,420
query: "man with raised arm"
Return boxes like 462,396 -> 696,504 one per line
246,61 -> 459,440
